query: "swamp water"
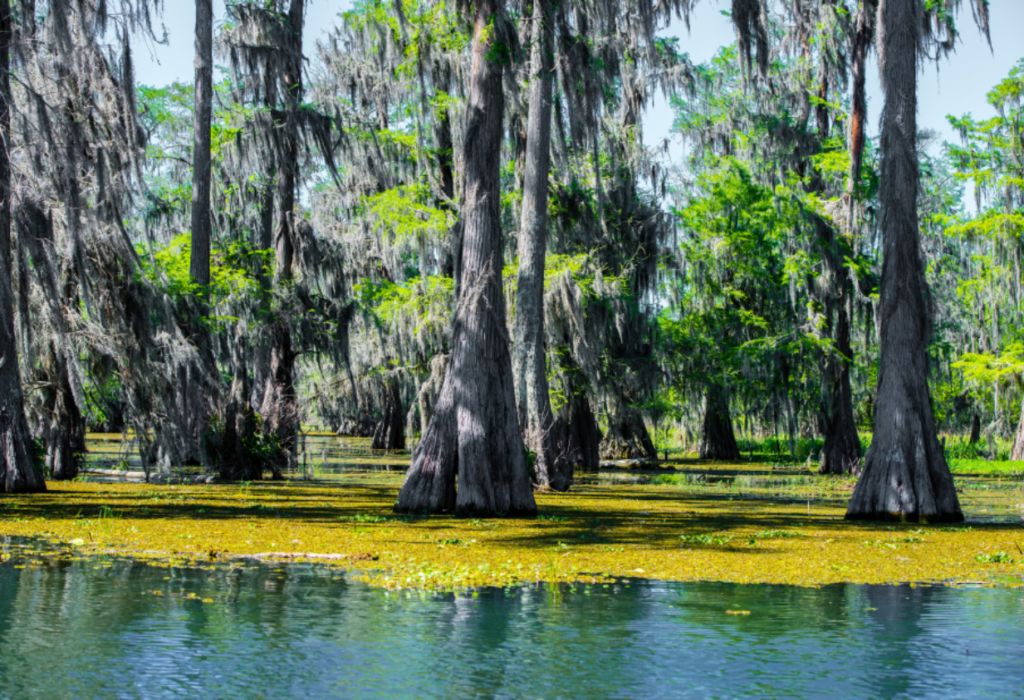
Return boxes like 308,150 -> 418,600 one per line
1,541 -> 1023,699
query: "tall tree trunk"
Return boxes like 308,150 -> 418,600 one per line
846,0 -> 962,522
700,384 -> 741,461
847,0 -> 876,227
818,214 -> 863,474
40,345 -> 85,481
601,399 -> 656,460
819,283 -> 863,473
187,0 -> 215,470
0,0 -> 45,493
513,0 -> 570,491
1010,399 -> 1024,461
968,412 -> 981,444
218,324 -> 262,481
190,0 -> 213,288
396,0 -> 536,516
557,392 -> 601,474
371,380 -> 405,450
260,0 -> 304,475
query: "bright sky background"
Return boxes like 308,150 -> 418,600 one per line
134,0 -> 1023,161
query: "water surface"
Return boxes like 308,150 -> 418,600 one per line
1,543 -> 1021,699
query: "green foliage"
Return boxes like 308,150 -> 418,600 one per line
953,343 -> 1024,389
136,234 -> 265,305
361,183 -> 454,243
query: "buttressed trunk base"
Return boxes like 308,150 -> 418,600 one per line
845,0 -> 961,523
395,0 -> 536,517
700,386 -> 741,461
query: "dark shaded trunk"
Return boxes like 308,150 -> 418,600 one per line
513,0 -> 569,491
433,64 -> 455,209
0,0 -> 45,493
251,179 -> 274,408
338,411 -> 377,437
601,400 -> 656,460
818,218 -> 863,474
700,385 -> 741,461
396,1 -> 536,517
217,326 -> 263,481
846,0 -> 962,522
819,290 -> 862,474
968,412 -> 981,444
40,347 -> 85,481
260,0 -> 304,472
556,393 -> 601,475
371,380 -> 405,451
260,321 -> 294,478
190,0 -> 213,288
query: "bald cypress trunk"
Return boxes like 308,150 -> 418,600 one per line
846,0 -> 962,522
601,401 -> 656,460
819,284 -> 862,474
0,0 -> 45,493
260,0 -> 304,476
514,0 -> 570,491
818,215 -> 862,474
968,413 -> 981,444
1010,399 -> 1024,461
190,0 -> 213,289
700,384 -> 741,461
396,0 -> 536,516
847,0 -> 876,216
371,380 -> 405,451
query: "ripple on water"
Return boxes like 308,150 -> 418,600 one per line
1,549 -> 1023,699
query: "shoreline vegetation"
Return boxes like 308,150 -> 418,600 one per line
2,453 -> 1020,591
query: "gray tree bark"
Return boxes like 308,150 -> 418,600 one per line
513,0 -> 571,491
0,0 -> 45,493
396,0 -> 536,516
846,0 -> 962,522
1010,399 -> 1024,461
189,0 -> 213,288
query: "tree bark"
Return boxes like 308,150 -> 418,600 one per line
40,347 -> 85,481
600,400 -> 656,460
190,0 -> 213,288
968,412 -> 980,444
218,324 -> 263,481
513,0 -> 569,491
396,0 -> 536,517
847,0 -> 876,222
260,0 -> 304,473
1010,399 -> 1024,461
846,0 -> 962,522
371,380 -> 405,451
819,219 -> 863,475
700,384 -> 741,461
0,0 -> 45,493
556,392 -> 601,474
819,290 -> 862,474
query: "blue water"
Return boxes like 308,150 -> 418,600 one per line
0,545 -> 1022,699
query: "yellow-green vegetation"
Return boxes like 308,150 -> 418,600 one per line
2,469 -> 1021,591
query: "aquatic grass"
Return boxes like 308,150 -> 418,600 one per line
0,474 -> 1021,591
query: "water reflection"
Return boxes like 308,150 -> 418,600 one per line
0,546 -> 1022,699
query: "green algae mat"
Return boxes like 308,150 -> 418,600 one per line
1,472 -> 1021,590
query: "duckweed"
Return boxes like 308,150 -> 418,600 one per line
0,472 -> 1021,591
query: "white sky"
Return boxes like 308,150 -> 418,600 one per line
133,0 -> 1023,157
